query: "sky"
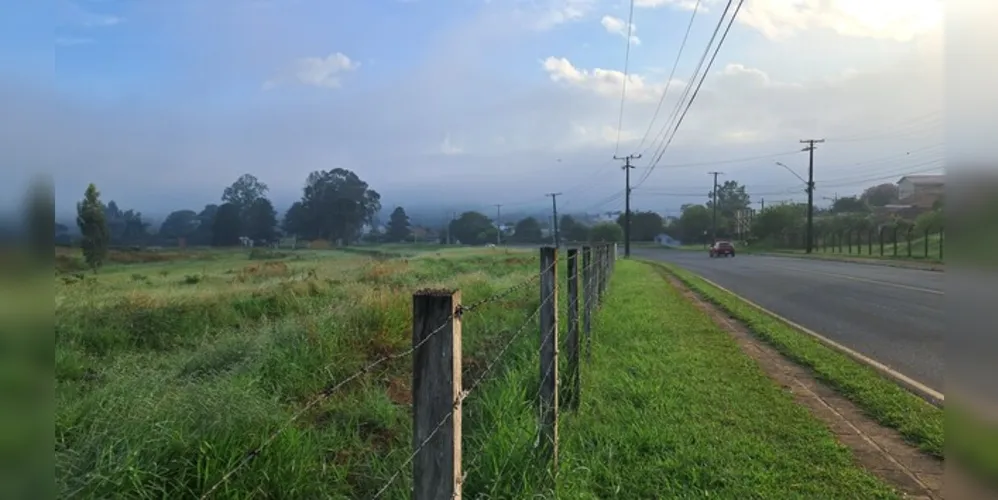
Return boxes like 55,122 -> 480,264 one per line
1,0 -> 954,224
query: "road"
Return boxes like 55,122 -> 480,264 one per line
632,248 -> 944,394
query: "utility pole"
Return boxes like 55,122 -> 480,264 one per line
546,192 -> 562,248
800,139 -> 824,254
759,198 -> 765,212
494,204 -> 502,246
613,154 -> 641,258
708,171 -> 723,243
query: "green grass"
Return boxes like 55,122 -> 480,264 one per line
54,245 -> 562,499
764,232 -> 944,265
661,264 -> 945,459
554,260 -> 898,498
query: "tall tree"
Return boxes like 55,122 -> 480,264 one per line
386,206 -> 412,242
212,203 -> 242,246
24,177 -> 54,263
676,204 -> 713,244
449,211 -> 495,245
189,204 -> 219,246
860,183 -> 899,207
291,168 -> 381,244
615,210 -> 664,241
830,196 -> 869,214
158,210 -> 200,243
245,198 -> 278,242
589,222 -> 623,243
282,201 -> 306,237
76,184 -> 109,272
513,217 -> 543,243
707,180 -> 751,219
222,174 -> 269,224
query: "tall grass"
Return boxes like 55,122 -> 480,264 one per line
55,247 -> 564,498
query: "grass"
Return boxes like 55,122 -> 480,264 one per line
661,263 -> 945,458
54,245 -> 565,498
555,260 -> 898,498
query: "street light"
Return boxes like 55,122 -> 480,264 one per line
775,161 -> 808,187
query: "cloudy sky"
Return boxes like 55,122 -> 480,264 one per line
2,0 -> 950,221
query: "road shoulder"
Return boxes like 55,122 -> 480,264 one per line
661,269 -> 942,499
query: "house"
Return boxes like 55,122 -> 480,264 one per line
654,233 -> 682,246
897,174 -> 944,209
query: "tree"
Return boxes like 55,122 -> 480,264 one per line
76,183 -> 109,272
282,201 -> 306,237
615,210 -> 664,241
707,180 -> 751,219
860,183 -> 898,207
751,203 -> 805,244
189,204 -> 219,246
830,196 -> 869,214
212,203 -> 242,246
290,169 -> 381,244
386,206 -> 412,242
559,215 -> 586,243
513,217 -> 543,243
222,174 -> 269,218
24,177 -> 54,263
158,210 -> 200,243
589,222 -> 623,243
449,211 -> 495,245
914,208 -> 943,234
245,198 -> 278,242
675,204 -> 713,244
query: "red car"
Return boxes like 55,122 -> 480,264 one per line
709,240 -> 736,258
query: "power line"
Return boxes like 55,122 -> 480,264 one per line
637,0 -> 745,189
635,0 -> 702,154
613,0 -> 638,157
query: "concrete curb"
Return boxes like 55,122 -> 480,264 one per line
757,252 -> 944,273
650,261 -> 946,408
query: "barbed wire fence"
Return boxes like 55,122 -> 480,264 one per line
199,244 -> 617,500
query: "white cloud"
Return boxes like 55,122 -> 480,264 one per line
600,15 -> 640,45
541,56 -> 676,102
58,1 -> 124,28
440,134 -> 463,155
521,0 -> 596,30
739,0 -> 942,42
264,52 -> 358,90
635,0 -> 701,11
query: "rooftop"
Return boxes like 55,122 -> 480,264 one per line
898,174 -> 945,185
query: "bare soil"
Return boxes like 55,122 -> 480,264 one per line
665,273 -> 944,499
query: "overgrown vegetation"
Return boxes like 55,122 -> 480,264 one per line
55,246 -> 568,498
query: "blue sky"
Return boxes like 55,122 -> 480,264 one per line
1,0 -> 947,222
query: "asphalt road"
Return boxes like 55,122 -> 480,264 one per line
633,248 -> 944,394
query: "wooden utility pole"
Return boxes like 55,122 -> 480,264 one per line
613,154 -> 641,258
411,290 -> 462,500
546,193 -> 562,248
708,172 -> 723,243
800,139 -> 824,254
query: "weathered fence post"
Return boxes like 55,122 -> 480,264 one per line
412,289 -> 462,500
879,227 -> 885,256
594,246 -> 603,304
907,227 -> 913,258
565,249 -> 580,410
582,246 -> 592,363
924,228 -> 930,258
892,227 -> 898,256
868,229 -> 873,255
538,246 -> 559,473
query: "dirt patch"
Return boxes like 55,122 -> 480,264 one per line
662,272 -> 943,499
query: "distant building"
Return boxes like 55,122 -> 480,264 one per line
897,174 -> 944,209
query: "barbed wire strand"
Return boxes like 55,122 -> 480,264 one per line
372,289 -> 555,499
460,259 -> 555,314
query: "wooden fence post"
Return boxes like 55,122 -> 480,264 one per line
582,246 -> 592,363
593,246 -> 602,305
879,227 -> 885,256
412,289 -> 462,500
907,227 -> 913,258
538,246 -> 559,473
924,229 -> 930,258
868,229 -> 873,255
565,249 -> 580,409
892,227 -> 898,256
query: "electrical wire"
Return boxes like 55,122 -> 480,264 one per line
613,0 -> 638,157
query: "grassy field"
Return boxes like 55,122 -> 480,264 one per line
556,261 -> 898,498
55,245 -> 567,498
662,264 -> 945,458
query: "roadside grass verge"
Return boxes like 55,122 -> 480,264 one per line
55,248 -> 562,498
556,260 -> 897,498
659,263 -> 944,458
